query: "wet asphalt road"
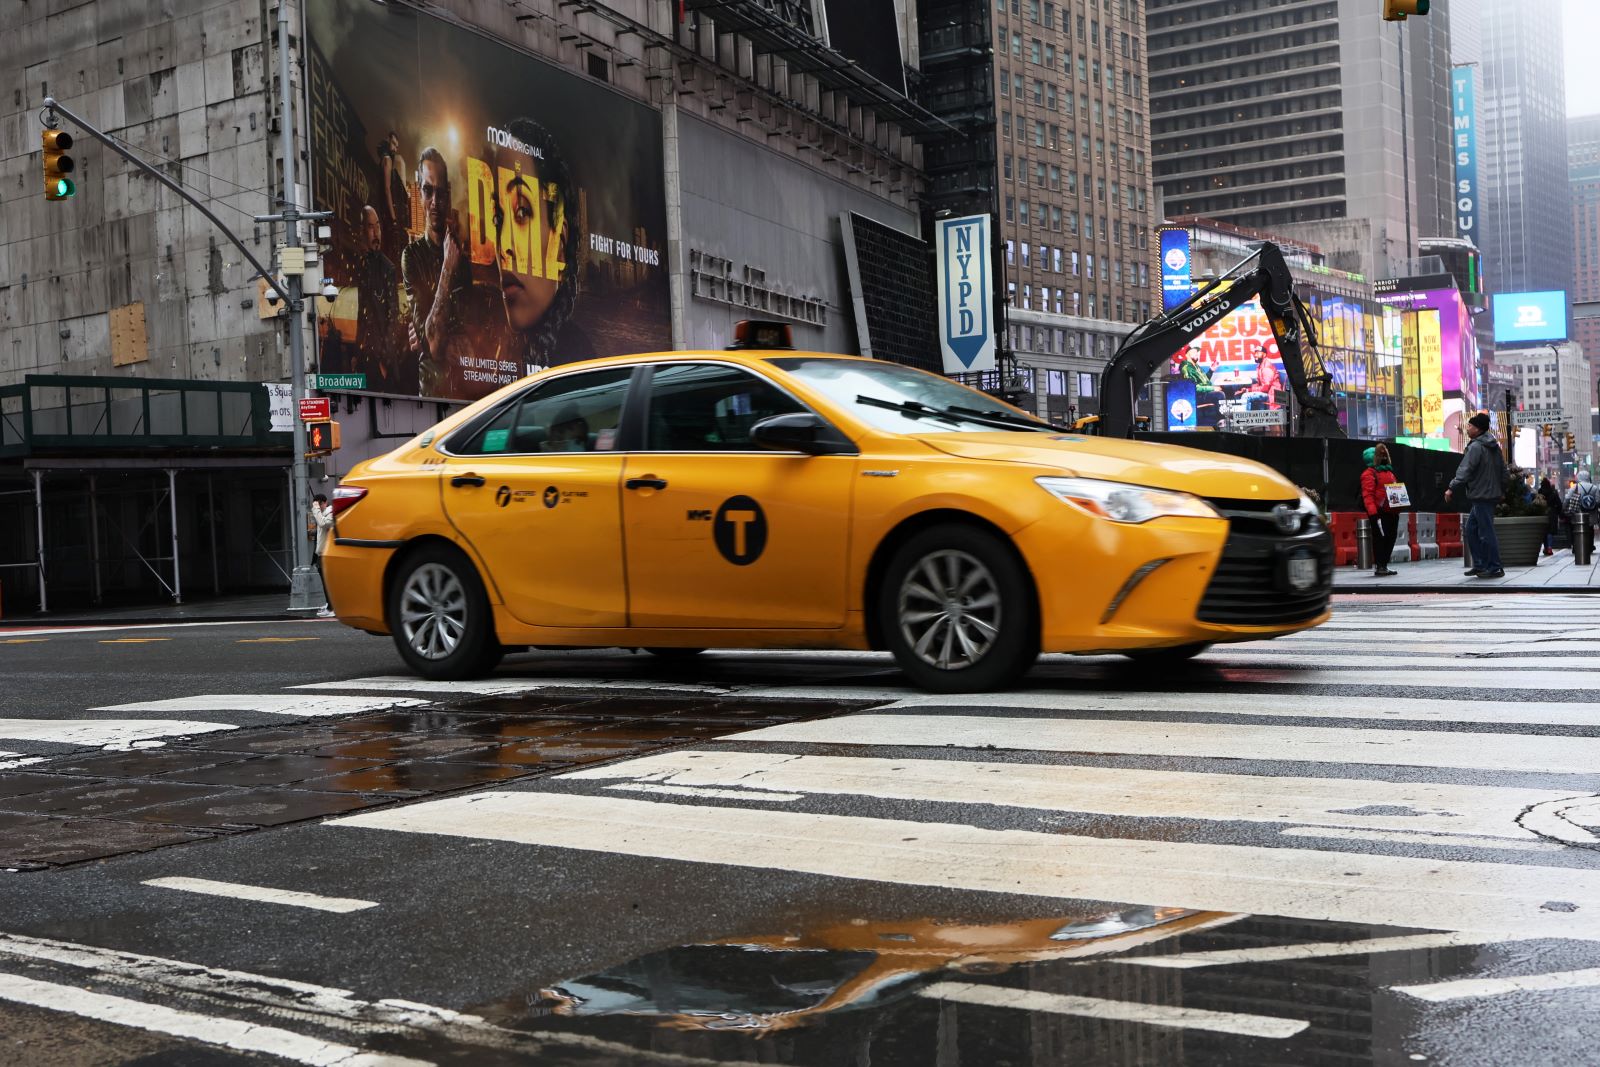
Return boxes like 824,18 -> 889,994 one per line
3,596 -> 1600,1066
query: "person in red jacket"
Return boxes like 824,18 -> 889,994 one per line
1361,444 -> 1402,577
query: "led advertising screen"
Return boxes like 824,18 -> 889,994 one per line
1159,227 -> 1193,311
1165,378 -> 1197,431
1492,291 -> 1569,347
306,0 -> 671,401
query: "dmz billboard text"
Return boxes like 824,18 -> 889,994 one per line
307,0 -> 670,401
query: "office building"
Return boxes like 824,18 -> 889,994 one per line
1571,115 -> 1600,415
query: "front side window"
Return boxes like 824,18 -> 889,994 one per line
644,364 -> 805,451
454,367 -> 632,454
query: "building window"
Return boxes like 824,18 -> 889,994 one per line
999,67 -> 1009,96
1087,293 -> 1097,317
1087,254 -> 1095,279
1077,56 -> 1087,80
1049,124 -> 1060,148
1067,171 -> 1077,195
1034,120 -> 1045,147
1051,205 -> 1062,231
1046,83 -> 1057,110
1049,164 -> 1061,190
1005,196 -> 1015,222
1021,242 -> 1031,267
1071,250 -> 1080,276
1013,32 -> 1022,56
1003,154 -> 1013,180
1028,0 -> 1040,21
1053,248 -> 1063,273
1044,3 -> 1055,29
1054,288 -> 1064,314
1031,39 -> 1042,64
1045,44 -> 1055,66
1002,111 -> 1012,137
1008,281 -> 1016,304
1078,372 -> 1095,398
1005,239 -> 1014,265
1023,284 -> 1032,310
1020,199 -> 1030,225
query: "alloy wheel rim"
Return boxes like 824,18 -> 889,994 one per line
897,549 -> 1002,671
399,563 -> 467,660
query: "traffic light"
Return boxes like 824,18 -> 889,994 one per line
1568,432 -> 1577,451
41,129 -> 75,200
1382,0 -> 1429,20
305,420 -> 340,456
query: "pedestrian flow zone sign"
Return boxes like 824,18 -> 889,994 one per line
936,214 -> 996,374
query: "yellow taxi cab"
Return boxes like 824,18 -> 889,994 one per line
323,323 -> 1331,692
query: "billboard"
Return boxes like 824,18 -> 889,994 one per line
1376,287 -> 1477,405
1492,291 -> 1569,346
1418,309 -> 1444,435
1169,302 -> 1285,432
1452,66 -> 1479,242
306,0 -> 670,401
1159,227 -> 1193,311
1165,379 -> 1197,431
935,214 -> 996,373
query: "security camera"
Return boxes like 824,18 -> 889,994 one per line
320,278 -> 339,303
264,286 -> 281,308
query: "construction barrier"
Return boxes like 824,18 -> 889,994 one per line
1329,512 -> 1363,567
1436,512 -> 1463,558
1413,512 -> 1440,560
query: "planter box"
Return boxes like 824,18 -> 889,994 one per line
1492,514 -> 1547,568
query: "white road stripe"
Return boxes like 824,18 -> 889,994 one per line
602,783 -> 804,803
0,619 -> 319,637
142,877 -> 379,914
1277,827 -> 1565,852
1314,620 -> 1586,631
0,718 -> 235,748
1118,931 -> 1542,970
730,714 -> 1600,774
876,690 -> 1600,728
918,980 -> 1308,1038
1208,667 -> 1596,690
1394,967 -> 1600,1001
92,695 -> 428,717
563,750 -> 1566,838
1206,653 -> 1600,669
1278,631 -> 1587,644
1247,642 -> 1600,654
327,793 -> 1600,941
292,676 -> 721,695
0,971 -> 428,1067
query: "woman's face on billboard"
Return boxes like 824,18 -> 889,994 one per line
494,147 -> 562,332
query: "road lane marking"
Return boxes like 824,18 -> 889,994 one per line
327,793 -> 1600,941
1278,827 -> 1566,852
1118,932 -> 1542,970
1204,653 -> 1600,670
92,695 -> 428,718
292,676 -> 721,695
142,877 -> 379,914
918,981 -> 1308,1038
1394,967 -> 1600,1001
99,637 -> 171,644
729,714 -> 1600,774
563,750 -> 1566,838
601,783 -> 804,803
0,718 -> 235,748
0,620 -> 316,637
0,972 -> 430,1066
0,638 -> 47,644
237,637 -> 321,644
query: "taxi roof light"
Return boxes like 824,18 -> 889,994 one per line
728,319 -> 793,351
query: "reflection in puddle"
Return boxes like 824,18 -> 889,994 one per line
531,906 -> 1237,1034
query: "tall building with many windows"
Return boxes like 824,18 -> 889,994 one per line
1144,0 -> 1455,279
1570,115 -> 1600,415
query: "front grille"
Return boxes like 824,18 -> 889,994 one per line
1198,503 -> 1333,625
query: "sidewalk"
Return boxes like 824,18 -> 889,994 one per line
0,592 -> 301,628
1334,549 -> 1600,593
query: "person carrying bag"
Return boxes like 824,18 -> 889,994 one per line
1360,444 -> 1406,577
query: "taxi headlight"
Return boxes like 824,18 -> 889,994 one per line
1298,491 -> 1324,529
1036,477 -> 1221,524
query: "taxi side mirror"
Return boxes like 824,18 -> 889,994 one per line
750,413 -> 855,456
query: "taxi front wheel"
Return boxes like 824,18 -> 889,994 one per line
880,525 -> 1038,693
387,545 -> 503,680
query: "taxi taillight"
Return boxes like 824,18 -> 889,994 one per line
329,485 -> 368,517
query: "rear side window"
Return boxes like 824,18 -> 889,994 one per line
454,368 -> 633,454
644,364 -> 805,451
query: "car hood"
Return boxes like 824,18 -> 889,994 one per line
914,432 -> 1300,500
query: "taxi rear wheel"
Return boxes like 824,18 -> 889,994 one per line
388,545 -> 502,680
880,525 -> 1038,693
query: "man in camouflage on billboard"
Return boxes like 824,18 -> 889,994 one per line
402,147 -> 473,397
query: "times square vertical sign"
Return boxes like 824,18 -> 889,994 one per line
1452,65 -> 1479,242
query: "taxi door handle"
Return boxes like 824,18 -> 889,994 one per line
450,473 -> 486,488
625,477 -> 668,491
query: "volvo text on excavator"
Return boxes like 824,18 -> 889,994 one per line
1094,241 -> 1346,440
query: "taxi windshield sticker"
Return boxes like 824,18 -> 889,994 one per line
482,428 -> 510,453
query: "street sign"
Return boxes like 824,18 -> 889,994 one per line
935,214 -> 996,374
1513,408 -> 1564,425
315,373 -> 366,391
299,397 -> 330,421
1230,409 -> 1288,428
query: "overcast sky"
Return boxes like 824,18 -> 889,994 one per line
1565,0 -> 1600,115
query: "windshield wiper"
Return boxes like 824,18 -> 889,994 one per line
945,405 -> 1054,432
854,394 -> 1054,433
854,395 -> 967,427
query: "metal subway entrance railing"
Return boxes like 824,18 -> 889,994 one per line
0,375 -> 285,457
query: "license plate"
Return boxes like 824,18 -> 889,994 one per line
1286,555 -> 1318,592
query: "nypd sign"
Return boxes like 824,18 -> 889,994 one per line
935,214 -> 997,373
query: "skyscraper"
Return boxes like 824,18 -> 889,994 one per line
1569,114 -> 1600,411
1144,0 -> 1456,280
1469,0 -> 1571,296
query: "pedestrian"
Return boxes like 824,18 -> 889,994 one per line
1360,444 -> 1403,577
1444,412 -> 1506,579
1565,476 -> 1599,557
310,493 -> 335,617
1538,476 -> 1564,556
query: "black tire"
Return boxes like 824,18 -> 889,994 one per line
1120,642 -> 1212,670
643,647 -> 706,660
386,544 -> 501,680
878,523 -> 1038,693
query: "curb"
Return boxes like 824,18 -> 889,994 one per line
0,612 -> 307,628
1335,582 -> 1600,595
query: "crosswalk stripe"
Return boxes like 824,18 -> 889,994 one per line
727,714 -> 1600,773
291,676 -> 719,695
0,719 -> 235,748
561,750 -> 1564,839
1207,666 -> 1592,690
91,695 -> 429,717
917,981 -> 1309,1038
1276,826 -> 1565,853
142,878 -> 379,914
0,972 -> 431,1067
326,792 -> 1600,940
1117,931 -> 1541,970
1393,967 -> 1600,1002
1204,652 -> 1600,669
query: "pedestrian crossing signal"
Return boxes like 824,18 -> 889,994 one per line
305,420 -> 340,456
42,129 -> 75,201
1382,0 -> 1428,19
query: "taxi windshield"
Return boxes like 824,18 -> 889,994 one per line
769,357 -> 1052,435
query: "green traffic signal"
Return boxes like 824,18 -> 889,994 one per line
53,178 -> 75,198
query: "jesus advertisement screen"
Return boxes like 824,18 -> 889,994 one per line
306,1 -> 670,401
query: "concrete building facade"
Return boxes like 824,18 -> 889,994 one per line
1571,114 -> 1600,416
1144,0 -> 1456,281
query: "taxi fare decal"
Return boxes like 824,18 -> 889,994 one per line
493,485 -> 588,509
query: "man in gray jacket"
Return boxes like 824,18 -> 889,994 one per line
1444,412 -> 1505,578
